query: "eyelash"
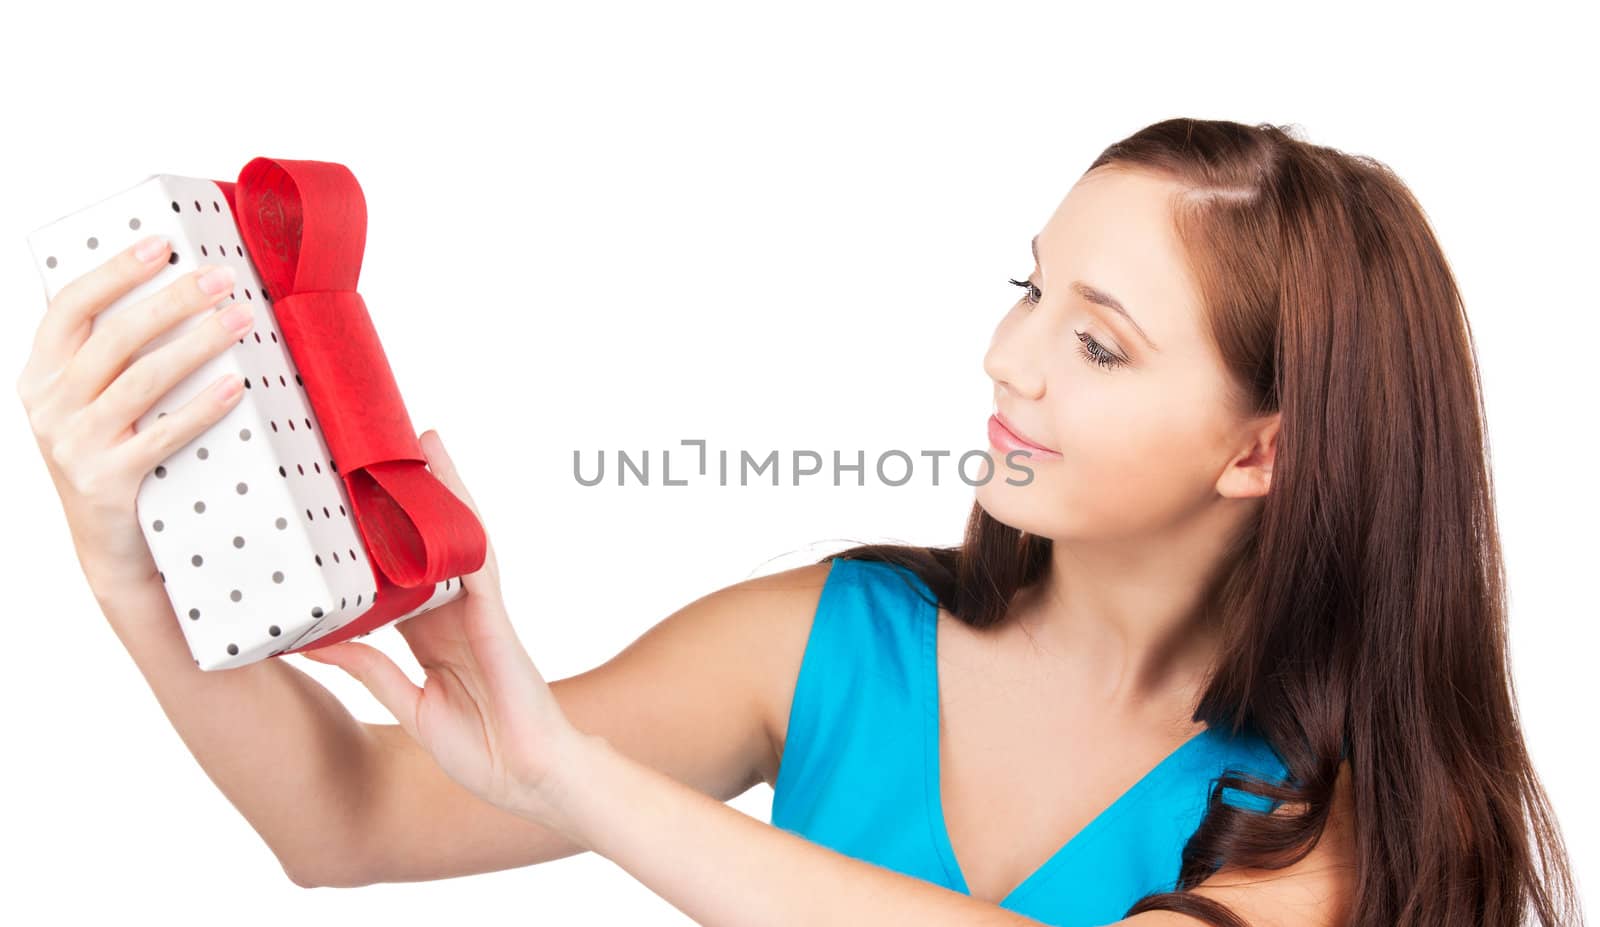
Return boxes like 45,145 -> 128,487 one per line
1007,277 -> 1128,371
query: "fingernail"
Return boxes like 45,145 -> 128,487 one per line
134,235 -> 168,263
198,265 -> 235,296
213,374 -> 243,401
219,302 -> 253,333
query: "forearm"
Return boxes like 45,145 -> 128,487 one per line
539,733 -> 1043,927
95,578 -> 379,884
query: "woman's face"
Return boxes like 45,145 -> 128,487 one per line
977,166 -> 1274,542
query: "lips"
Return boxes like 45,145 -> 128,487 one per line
991,410 -> 1061,457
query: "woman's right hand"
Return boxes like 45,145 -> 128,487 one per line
16,235 -> 257,598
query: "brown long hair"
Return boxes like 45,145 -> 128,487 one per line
820,118 -> 1583,926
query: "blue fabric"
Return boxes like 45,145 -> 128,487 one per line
770,557 -> 1292,927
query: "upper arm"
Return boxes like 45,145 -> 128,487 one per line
1116,760 -> 1358,927
545,560 -> 831,796
335,561 -> 833,886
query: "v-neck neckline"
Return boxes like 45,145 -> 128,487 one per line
919,596 -> 1215,910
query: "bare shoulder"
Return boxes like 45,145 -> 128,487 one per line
713,561 -> 837,786
611,559 -> 837,787
1118,759 -> 1357,926
599,559 -> 834,685
543,559 -> 836,804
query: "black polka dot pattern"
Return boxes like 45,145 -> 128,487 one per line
33,178 -> 472,670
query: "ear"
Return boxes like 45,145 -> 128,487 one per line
1217,411 -> 1280,500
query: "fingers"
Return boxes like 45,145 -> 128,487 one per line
23,264 -> 254,500
301,642 -> 424,741
85,293 -> 253,441
108,371 -> 247,478
420,429 -> 480,515
58,264 -> 237,413
419,430 -> 500,582
23,235 -> 172,393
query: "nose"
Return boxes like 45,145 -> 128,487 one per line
983,325 -> 1046,401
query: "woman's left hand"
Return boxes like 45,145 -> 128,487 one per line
298,429 -> 587,832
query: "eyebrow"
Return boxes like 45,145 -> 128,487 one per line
1032,234 -> 1160,352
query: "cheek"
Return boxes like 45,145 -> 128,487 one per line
979,372 -> 1223,538
1063,395 -> 1201,483
1073,416 -> 1196,525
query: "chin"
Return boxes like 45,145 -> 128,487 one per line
975,478 -> 1065,538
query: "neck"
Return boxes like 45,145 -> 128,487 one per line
1009,500 -> 1256,716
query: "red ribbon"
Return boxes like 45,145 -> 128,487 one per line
213,157 -> 486,654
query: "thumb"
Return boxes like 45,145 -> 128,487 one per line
420,429 -> 481,520
419,428 -> 498,578
301,641 -> 423,741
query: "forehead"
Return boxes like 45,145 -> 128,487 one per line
1035,167 -> 1204,350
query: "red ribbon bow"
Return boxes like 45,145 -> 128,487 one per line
213,157 -> 486,654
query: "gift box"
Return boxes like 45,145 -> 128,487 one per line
26,158 -> 486,671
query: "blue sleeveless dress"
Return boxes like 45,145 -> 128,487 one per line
769,557 -> 1291,927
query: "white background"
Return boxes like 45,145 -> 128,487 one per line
1,1 -> 1593,923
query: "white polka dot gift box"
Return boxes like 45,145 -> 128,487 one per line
26,157 -> 487,671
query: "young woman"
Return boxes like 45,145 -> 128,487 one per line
17,118 -> 1582,926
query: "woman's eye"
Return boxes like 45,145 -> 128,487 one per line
1007,277 -> 1042,305
1007,277 -> 1128,371
1074,330 -> 1128,371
